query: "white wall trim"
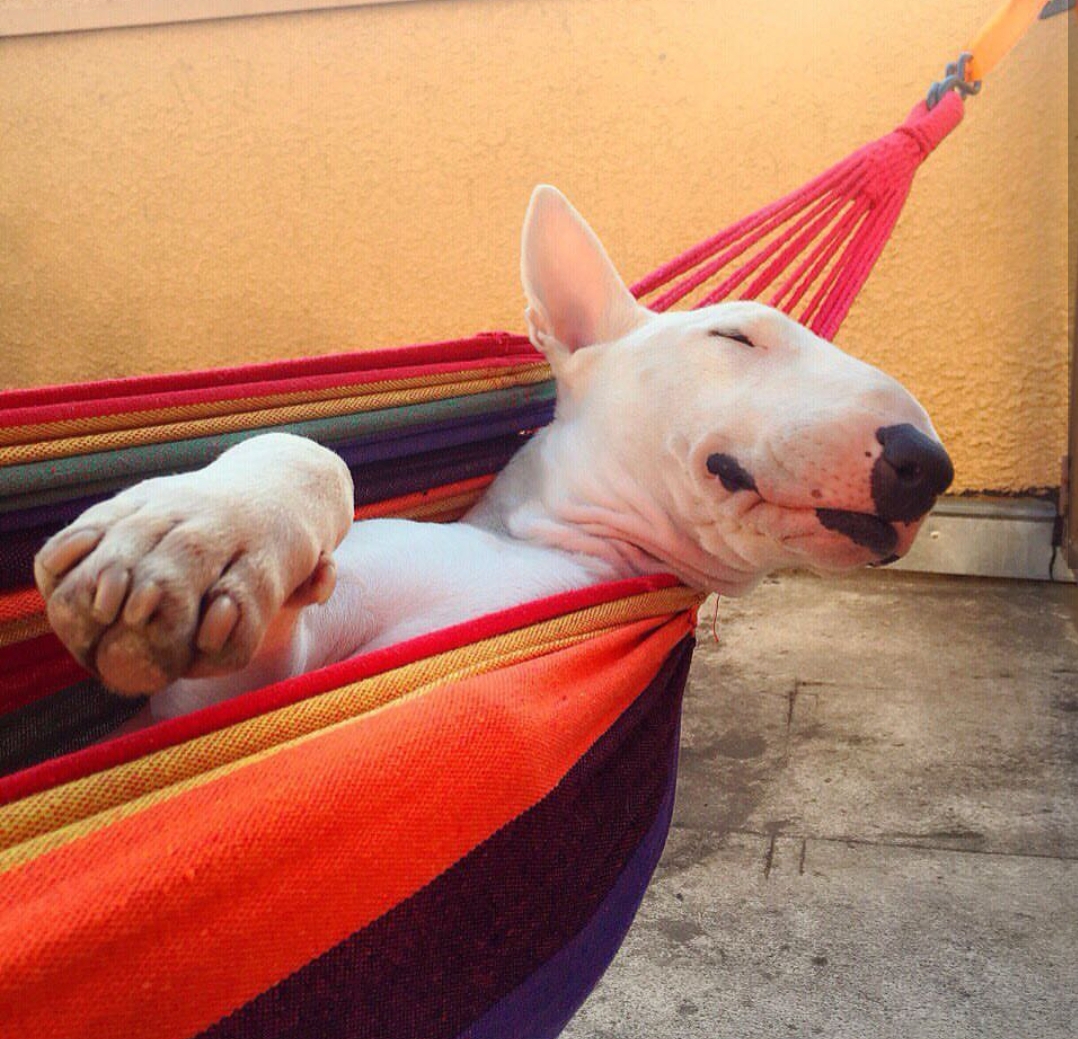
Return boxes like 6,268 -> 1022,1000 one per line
0,0 -> 422,39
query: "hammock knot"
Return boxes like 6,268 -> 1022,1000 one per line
896,93 -> 965,160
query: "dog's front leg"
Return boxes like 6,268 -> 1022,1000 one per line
34,433 -> 355,698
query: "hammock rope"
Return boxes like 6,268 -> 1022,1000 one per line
0,5 -> 1058,1038
632,93 -> 964,340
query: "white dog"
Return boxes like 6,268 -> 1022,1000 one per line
34,187 -> 953,720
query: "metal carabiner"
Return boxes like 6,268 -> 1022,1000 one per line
926,52 -> 983,109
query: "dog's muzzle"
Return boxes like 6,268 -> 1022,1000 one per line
707,426 -> 953,561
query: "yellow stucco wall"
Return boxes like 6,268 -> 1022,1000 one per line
0,0 -> 1068,493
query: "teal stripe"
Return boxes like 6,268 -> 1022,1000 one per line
1,477 -> 134,514
0,382 -> 555,509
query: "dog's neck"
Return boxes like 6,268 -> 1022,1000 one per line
465,419 -> 760,596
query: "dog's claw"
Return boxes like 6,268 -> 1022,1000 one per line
196,595 -> 240,655
123,581 -> 163,627
36,528 -> 103,586
286,554 -> 337,609
92,566 -> 131,624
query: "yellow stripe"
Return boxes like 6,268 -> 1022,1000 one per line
0,364 -> 550,448
0,366 -> 552,468
0,613 -> 49,649
0,586 -> 700,869
389,489 -> 487,523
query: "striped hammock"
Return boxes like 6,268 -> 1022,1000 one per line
0,95 -> 962,1039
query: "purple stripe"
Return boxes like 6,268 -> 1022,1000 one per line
461,726 -> 680,1039
333,401 -> 552,469
0,494 -> 112,536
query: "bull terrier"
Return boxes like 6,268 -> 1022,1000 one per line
33,186 -> 954,721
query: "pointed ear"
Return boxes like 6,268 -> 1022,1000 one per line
521,186 -> 648,362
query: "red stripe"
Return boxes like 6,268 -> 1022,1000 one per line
0,631 -> 68,676
0,350 -> 541,430
0,656 -> 88,713
0,574 -> 682,807
0,333 -> 536,426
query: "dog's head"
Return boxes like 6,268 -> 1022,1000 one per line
520,185 -> 953,594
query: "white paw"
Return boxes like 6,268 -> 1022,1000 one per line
34,437 -> 352,695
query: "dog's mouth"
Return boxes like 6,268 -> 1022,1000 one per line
814,508 -> 898,558
701,456 -> 916,565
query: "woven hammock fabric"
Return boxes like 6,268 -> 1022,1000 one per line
0,94 -> 962,1039
0,579 -> 700,1039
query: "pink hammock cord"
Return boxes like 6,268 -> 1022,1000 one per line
630,92 -> 965,341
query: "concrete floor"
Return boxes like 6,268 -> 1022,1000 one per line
563,570 -> 1078,1039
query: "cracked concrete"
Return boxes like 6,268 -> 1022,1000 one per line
563,570 -> 1078,1038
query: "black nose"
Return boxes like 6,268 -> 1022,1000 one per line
871,424 -> 954,523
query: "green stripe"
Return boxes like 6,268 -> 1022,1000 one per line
0,383 -> 555,509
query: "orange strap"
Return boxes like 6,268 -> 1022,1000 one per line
965,0 -> 1045,82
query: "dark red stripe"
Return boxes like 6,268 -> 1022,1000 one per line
0,679 -> 145,777
0,633 -> 88,712
201,636 -> 694,1039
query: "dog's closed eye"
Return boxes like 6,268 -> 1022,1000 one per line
709,329 -> 756,348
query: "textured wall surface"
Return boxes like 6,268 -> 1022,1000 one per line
0,0 -> 1068,492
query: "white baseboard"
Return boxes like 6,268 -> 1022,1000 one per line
889,496 -> 1075,583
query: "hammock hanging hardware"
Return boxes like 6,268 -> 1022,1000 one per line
926,52 -> 982,109
1039,0 -> 1074,18
926,0 -> 1063,108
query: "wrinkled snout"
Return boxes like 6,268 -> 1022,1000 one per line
699,410 -> 954,575
871,423 -> 954,522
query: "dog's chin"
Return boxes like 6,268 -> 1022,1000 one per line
707,499 -> 927,577
815,508 -> 897,557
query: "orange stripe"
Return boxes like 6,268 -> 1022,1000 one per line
1,587 -> 701,857
967,0 -> 1042,82
0,613 -> 692,1039
352,474 -> 495,520
0,587 -> 43,625
0,612 -> 48,649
